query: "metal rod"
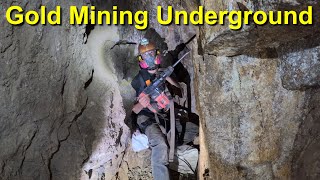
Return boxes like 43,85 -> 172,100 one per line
172,51 -> 191,68
185,34 -> 196,45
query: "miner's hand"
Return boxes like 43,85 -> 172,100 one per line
132,93 -> 150,114
138,93 -> 150,108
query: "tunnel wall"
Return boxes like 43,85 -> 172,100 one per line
0,0 -> 199,179
195,0 -> 320,179
0,1 -> 130,179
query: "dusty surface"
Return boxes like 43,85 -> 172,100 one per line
0,1 -> 130,180
196,0 -> 320,179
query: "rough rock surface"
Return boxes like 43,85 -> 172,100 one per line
196,0 -> 320,179
200,0 -> 320,57
291,88 -> 320,179
278,38 -> 320,90
195,54 -> 308,179
0,1 -> 130,180
1,0 -> 199,179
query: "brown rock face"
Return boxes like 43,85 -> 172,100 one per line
194,54 -> 308,179
196,0 -> 320,179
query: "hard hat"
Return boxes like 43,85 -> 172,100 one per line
138,38 -> 161,69
138,38 -> 156,54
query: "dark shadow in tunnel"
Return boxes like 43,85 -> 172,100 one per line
144,28 -> 169,52
108,41 -> 139,133
169,46 -> 193,114
291,88 -> 320,179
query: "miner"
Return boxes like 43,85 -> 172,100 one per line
131,38 -> 182,180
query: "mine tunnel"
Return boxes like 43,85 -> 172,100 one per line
1,0 -> 320,180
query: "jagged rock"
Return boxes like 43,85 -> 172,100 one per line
117,140 -> 153,180
201,0 -> 320,56
194,54 -> 307,179
279,38 -> 320,90
0,1 -> 130,180
196,0 -> 320,179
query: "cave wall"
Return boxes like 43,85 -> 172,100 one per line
196,0 -> 320,179
195,43 -> 320,180
194,54 -> 309,179
200,0 -> 320,56
0,0 -> 199,179
0,1 -> 130,179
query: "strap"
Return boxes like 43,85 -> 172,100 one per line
137,73 -> 146,95
154,113 -> 166,134
154,109 -> 174,163
169,100 -> 175,162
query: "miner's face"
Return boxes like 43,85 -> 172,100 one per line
147,66 -> 158,74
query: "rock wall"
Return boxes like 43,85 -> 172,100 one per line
195,54 -> 309,179
200,0 -> 320,56
0,0 -> 199,179
196,0 -> 320,179
0,1 -> 130,179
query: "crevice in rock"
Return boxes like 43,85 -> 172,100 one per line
252,86 -> 265,126
1,161 -> 6,175
1,42 -> 13,53
18,126 -> 39,172
206,53 -> 217,57
75,121 -> 90,166
84,24 -> 96,44
110,93 -> 114,109
115,128 -> 123,147
84,69 -> 94,90
114,137 -> 137,179
48,97 -> 88,180
225,53 -> 242,58
60,74 -> 67,96
88,169 -> 93,179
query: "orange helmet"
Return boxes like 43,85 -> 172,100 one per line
138,38 -> 156,54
